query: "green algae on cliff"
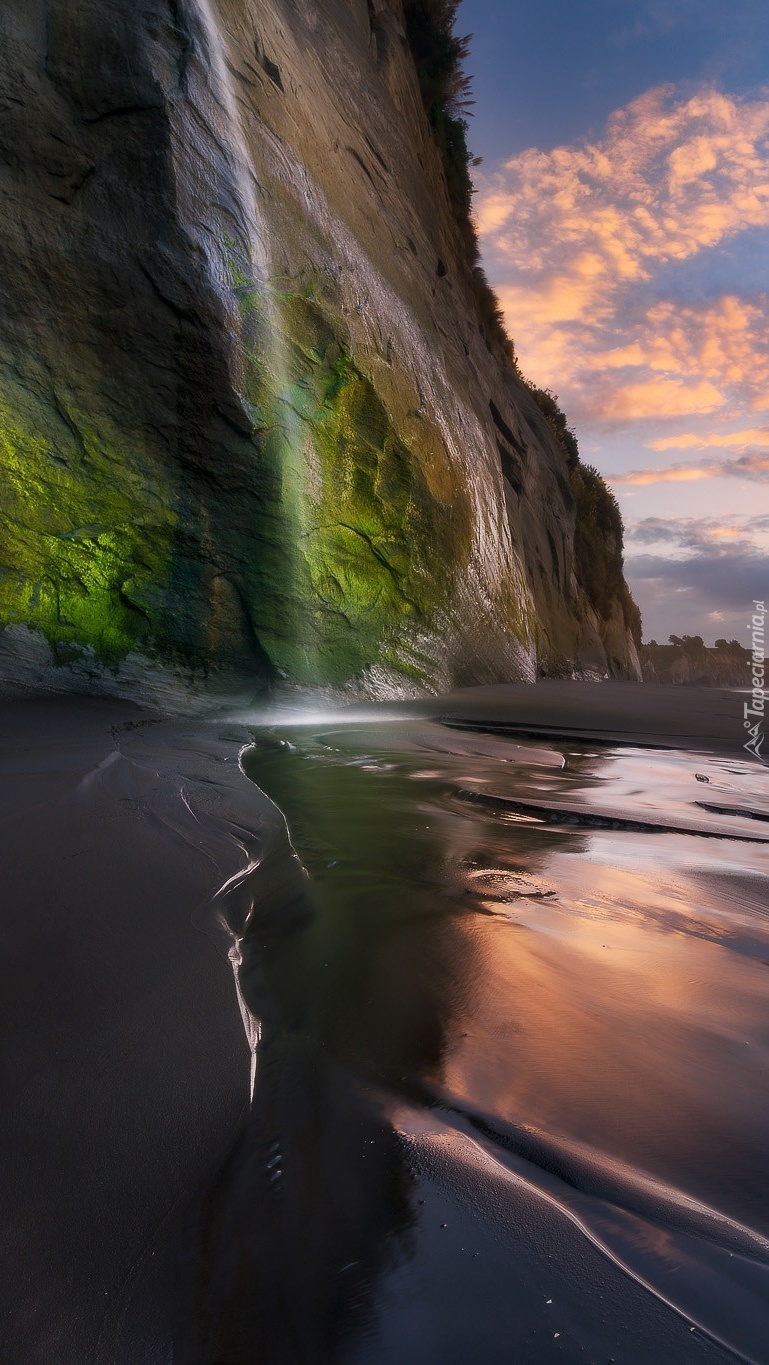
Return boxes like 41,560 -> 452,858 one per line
0,0 -> 640,700
232,278 -> 478,688
0,391 -> 178,664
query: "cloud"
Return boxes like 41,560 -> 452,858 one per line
596,377 -> 725,421
623,513 -> 769,637
649,426 -> 769,450
626,549 -> 764,610
477,86 -> 769,426
597,296 -> 769,425
480,86 -> 769,280
624,514 -> 769,550
610,451 -> 769,483
591,295 -> 769,414
476,77 -> 769,641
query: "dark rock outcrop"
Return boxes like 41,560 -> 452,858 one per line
0,0 -> 640,706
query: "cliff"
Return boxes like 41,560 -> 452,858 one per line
0,0 -> 641,706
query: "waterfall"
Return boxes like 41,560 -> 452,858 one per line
185,0 -> 280,356
178,0 -> 311,668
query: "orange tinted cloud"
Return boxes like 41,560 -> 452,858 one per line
637,297 -> 769,393
614,466 -> 713,484
611,452 -> 769,484
596,377 -> 725,421
649,426 -> 769,450
480,87 -> 769,281
477,87 -> 769,428
590,295 -> 769,420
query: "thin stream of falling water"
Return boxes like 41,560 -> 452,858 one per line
191,0 -> 280,334
188,0 -> 311,614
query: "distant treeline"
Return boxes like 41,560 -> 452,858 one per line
402,1 -> 641,647
640,637 -> 758,687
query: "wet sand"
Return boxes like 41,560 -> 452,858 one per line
1,684 -> 767,1363
418,679 -> 751,755
0,698 -> 262,1362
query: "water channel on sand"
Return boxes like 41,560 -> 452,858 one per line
189,702 -> 769,1364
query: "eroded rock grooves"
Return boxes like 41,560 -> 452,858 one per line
0,0 -> 641,705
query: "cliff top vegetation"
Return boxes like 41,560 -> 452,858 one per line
402,0 -> 510,355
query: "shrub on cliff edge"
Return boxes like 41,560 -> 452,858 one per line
402,0 -> 513,356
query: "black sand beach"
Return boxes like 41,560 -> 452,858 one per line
421,679 -> 751,754
0,699 -> 260,1361
1,684 -> 768,1363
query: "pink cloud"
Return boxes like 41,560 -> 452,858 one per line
613,466 -> 714,484
480,86 -> 769,278
477,86 -> 769,430
649,426 -> 769,450
595,377 -> 725,421
610,452 -> 769,484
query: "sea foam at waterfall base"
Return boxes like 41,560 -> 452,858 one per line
0,683 -> 768,1364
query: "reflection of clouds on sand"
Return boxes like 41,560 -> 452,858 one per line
445,830 -> 769,1146
186,714 -> 769,1362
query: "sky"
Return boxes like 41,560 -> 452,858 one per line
457,0 -> 769,644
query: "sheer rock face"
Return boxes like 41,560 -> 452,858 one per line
0,0 -> 640,707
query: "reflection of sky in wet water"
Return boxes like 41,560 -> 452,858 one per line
205,720 -> 769,1363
